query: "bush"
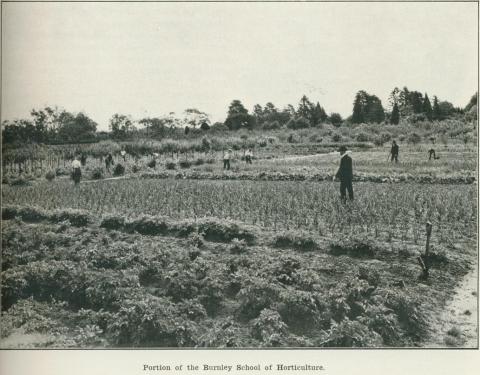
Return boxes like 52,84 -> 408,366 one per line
229,238 -> 248,254
132,164 -> 140,173
273,231 -> 318,252
179,160 -> 192,169
10,176 -> 31,186
51,209 -> 93,227
251,309 -> 288,346
45,170 -> 56,181
332,133 -> 342,142
329,237 -> 378,258
147,159 -> 156,169
330,113 -> 343,127
100,215 -> 126,231
113,163 -> 125,176
356,133 -> 369,142
194,158 -> 205,166
165,161 -> 176,170
237,278 -> 281,319
90,167 -> 104,180
197,219 -> 255,244
408,133 -> 421,145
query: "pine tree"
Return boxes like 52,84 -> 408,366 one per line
432,96 -> 442,120
352,92 -> 365,124
390,102 -> 400,125
423,93 -> 433,120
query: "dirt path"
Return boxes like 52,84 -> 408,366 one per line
425,264 -> 478,348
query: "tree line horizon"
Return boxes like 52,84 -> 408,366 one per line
2,88 -> 477,146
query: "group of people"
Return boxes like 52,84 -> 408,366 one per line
335,140 -> 441,203
222,148 -> 253,170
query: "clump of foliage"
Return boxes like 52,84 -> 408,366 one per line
90,167 -> 104,180
113,163 -> 125,176
273,231 -> 318,252
45,170 -> 56,181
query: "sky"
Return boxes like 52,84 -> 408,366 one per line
1,1 -> 478,130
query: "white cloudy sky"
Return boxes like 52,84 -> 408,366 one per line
1,1 -> 478,130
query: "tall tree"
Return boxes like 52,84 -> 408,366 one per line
410,91 -> 423,114
390,102 -> 400,125
109,114 -> 134,139
422,93 -> 433,120
297,95 -> 315,124
225,100 -> 255,130
432,96 -> 442,120
352,91 -> 366,124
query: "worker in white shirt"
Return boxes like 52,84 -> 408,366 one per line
245,148 -> 253,164
223,149 -> 232,170
71,156 -> 82,185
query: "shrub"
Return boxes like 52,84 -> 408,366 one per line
356,133 -> 369,142
188,231 -> 205,249
113,163 -> 125,176
262,120 -> 282,130
277,290 -> 323,332
229,238 -> 248,254
90,167 -> 104,180
147,159 -> 156,169
287,134 -> 297,143
197,219 -> 255,244
132,164 -> 140,173
194,158 -> 205,166
251,309 -> 288,346
55,167 -> 69,176
100,215 -> 126,231
408,133 -> 421,145
321,318 -> 383,347
10,176 -> 31,186
165,161 -> 176,170
179,160 -> 192,169
332,133 -> 342,142
330,237 -> 377,258
45,170 -> 56,181
273,231 -> 318,252
237,278 -> 281,319
205,158 -> 215,164
51,209 -> 93,227
330,113 -> 343,127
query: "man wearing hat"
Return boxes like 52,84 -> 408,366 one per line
334,145 -> 353,203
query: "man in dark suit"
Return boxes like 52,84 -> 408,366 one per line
334,145 -> 353,203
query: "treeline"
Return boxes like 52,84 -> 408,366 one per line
2,90 -> 477,146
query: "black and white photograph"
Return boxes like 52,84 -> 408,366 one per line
0,0 -> 478,357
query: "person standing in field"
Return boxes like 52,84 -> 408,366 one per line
245,148 -> 253,164
71,156 -> 82,185
120,149 -> 127,162
80,153 -> 87,167
334,145 -> 353,203
223,149 -> 231,170
390,140 -> 399,163
105,153 -> 113,171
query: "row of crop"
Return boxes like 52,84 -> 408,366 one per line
139,171 -> 476,184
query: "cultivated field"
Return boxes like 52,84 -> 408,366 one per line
1,138 -> 477,348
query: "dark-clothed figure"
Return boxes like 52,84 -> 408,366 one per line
80,154 -> 87,167
245,149 -> 253,164
428,149 -> 440,160
390,141 -> 399,163
105,153 -> 113,171
335,145 -> 354,203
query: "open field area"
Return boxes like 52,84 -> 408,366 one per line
1,139 -> 477,347
1,116 -> 478,349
